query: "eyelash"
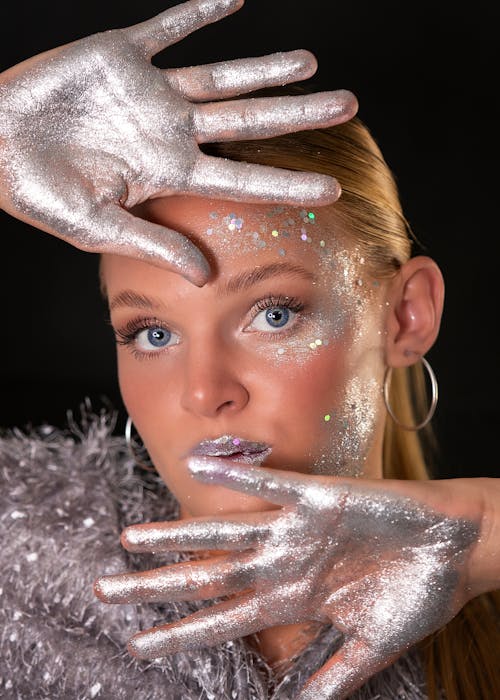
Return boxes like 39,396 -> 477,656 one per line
112,294 -> 305,360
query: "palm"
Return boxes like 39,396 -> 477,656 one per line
0,0 -> 357,285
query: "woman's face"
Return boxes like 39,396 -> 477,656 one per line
102,195 -> 390,517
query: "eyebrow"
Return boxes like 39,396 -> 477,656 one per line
109,290 -> 167,312
108,262 -> 315,311
215,262 -> 315,296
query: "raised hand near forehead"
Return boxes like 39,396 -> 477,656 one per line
0,0 -> 357,286
95,460 -> 483,700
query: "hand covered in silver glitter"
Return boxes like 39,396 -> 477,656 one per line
0,0 -> 358,285
94,461 -> 481,699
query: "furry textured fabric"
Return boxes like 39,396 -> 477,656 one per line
0,406 -> 429,699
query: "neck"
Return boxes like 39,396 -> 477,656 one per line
246,621 -> 326,672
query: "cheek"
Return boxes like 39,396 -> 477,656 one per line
264,333 -> 384,477
116,353 -> 169,437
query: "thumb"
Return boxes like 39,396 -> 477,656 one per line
83,203 -> 210,286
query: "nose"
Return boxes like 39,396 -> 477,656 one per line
180,339 -> 249,418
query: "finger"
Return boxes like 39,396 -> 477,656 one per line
164,50 -> 317,102
75,203 -> 210,286
188,457 -> 309,505
94,552 -> 257,604
127,0 -> 244,58
298,638 -> 391,700
127,590 -> 284,658
121,512 -> 276,553
194,89 -> 358,142
188,153 -> 341,205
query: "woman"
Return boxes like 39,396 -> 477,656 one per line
91,118 -> 500,699
0,1 -> 498,698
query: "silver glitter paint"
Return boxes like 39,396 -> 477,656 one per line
121,513 -> 274,553
0,0 -> 357,281
96,460 -> 479,698
310,376 -> 380,478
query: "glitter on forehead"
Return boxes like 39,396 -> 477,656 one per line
300,209 -> 316,224
267,205 -> 286,217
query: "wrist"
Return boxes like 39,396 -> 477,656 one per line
465,478 -> 500,599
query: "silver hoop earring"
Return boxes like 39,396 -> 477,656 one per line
383,356 -> 438,431
125,416 -> 156,471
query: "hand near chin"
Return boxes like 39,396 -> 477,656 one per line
0,0 -> 357,286
94,461 -> 488,700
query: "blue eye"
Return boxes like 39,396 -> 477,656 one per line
265,307 -> 290,327
249,305 -> 296,333
136,326 -> 175,351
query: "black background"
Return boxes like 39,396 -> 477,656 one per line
1,1 -> 498,478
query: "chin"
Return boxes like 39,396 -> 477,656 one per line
181,486 -> 280,518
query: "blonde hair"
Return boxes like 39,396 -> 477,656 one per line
201,114 -> 500,698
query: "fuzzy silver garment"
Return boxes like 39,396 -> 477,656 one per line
0,406 -> 429,699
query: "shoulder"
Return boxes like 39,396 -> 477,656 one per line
0,407 -> 178,530
0,408 -> 182,698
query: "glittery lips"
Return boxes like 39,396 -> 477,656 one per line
189,435 -> 272,466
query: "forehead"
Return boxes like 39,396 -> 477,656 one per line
134,195 -> 358,282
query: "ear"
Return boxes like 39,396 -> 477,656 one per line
384,256 -> 445,368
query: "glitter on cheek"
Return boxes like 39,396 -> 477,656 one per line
311,374 -> 382,478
